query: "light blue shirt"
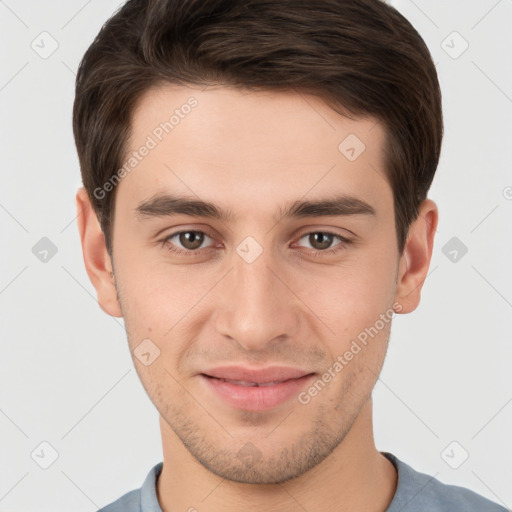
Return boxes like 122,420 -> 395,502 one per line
98,452 -> 508,511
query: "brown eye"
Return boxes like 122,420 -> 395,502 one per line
294,230 -> 351,256
308,232 -> 335,250
177,231 -> 205,250
164,230 -> 214,255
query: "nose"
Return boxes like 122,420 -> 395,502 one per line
214,247 -> 301,352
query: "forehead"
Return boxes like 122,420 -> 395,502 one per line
116,84 -> 391,219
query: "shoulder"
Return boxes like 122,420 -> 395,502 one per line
384,452 -> 508,512
97,489 -> 140,512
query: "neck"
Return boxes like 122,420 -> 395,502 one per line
157,397 -> 397,512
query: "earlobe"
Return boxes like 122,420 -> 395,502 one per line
75,187 -> 123,318
394,199 -> 438,314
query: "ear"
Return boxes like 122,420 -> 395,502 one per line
394,199 -> 438,314
75,187 -> 123,317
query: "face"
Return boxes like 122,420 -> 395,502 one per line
109,84 -> 403,484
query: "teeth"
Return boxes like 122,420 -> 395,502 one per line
221,379 -> 282,387
227,380 -> 258,387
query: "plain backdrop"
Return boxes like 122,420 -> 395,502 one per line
0,0 -> 511,510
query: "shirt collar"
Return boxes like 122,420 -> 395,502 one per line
140,462 -> 163,512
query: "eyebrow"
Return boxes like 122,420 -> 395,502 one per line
134,193 -> 376,222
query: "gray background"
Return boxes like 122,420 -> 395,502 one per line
1,0 -> 511,510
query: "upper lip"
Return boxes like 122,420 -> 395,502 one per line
201,366 -> 314,384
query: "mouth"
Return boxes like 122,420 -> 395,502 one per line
199,366 -> 316,411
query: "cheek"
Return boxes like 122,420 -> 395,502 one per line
295,251 -> 397,365
115,258 -> 219,357
305,255 -> 396,324
114,236 -> 193,310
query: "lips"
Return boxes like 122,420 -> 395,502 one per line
201,365 -> 311,385
200,366 -> 316,411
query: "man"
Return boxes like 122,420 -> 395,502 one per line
73,0 -> 506,510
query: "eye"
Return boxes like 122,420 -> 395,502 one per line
162,230 -> 216,256
294,231 -> 351,255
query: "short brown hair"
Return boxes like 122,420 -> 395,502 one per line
73,0 -> 443,255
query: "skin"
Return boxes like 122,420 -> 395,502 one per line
76,84 -> 437,511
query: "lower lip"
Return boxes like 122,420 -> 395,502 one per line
200,374 -> 316,411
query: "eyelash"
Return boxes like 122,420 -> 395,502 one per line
161,229 -> 352,258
